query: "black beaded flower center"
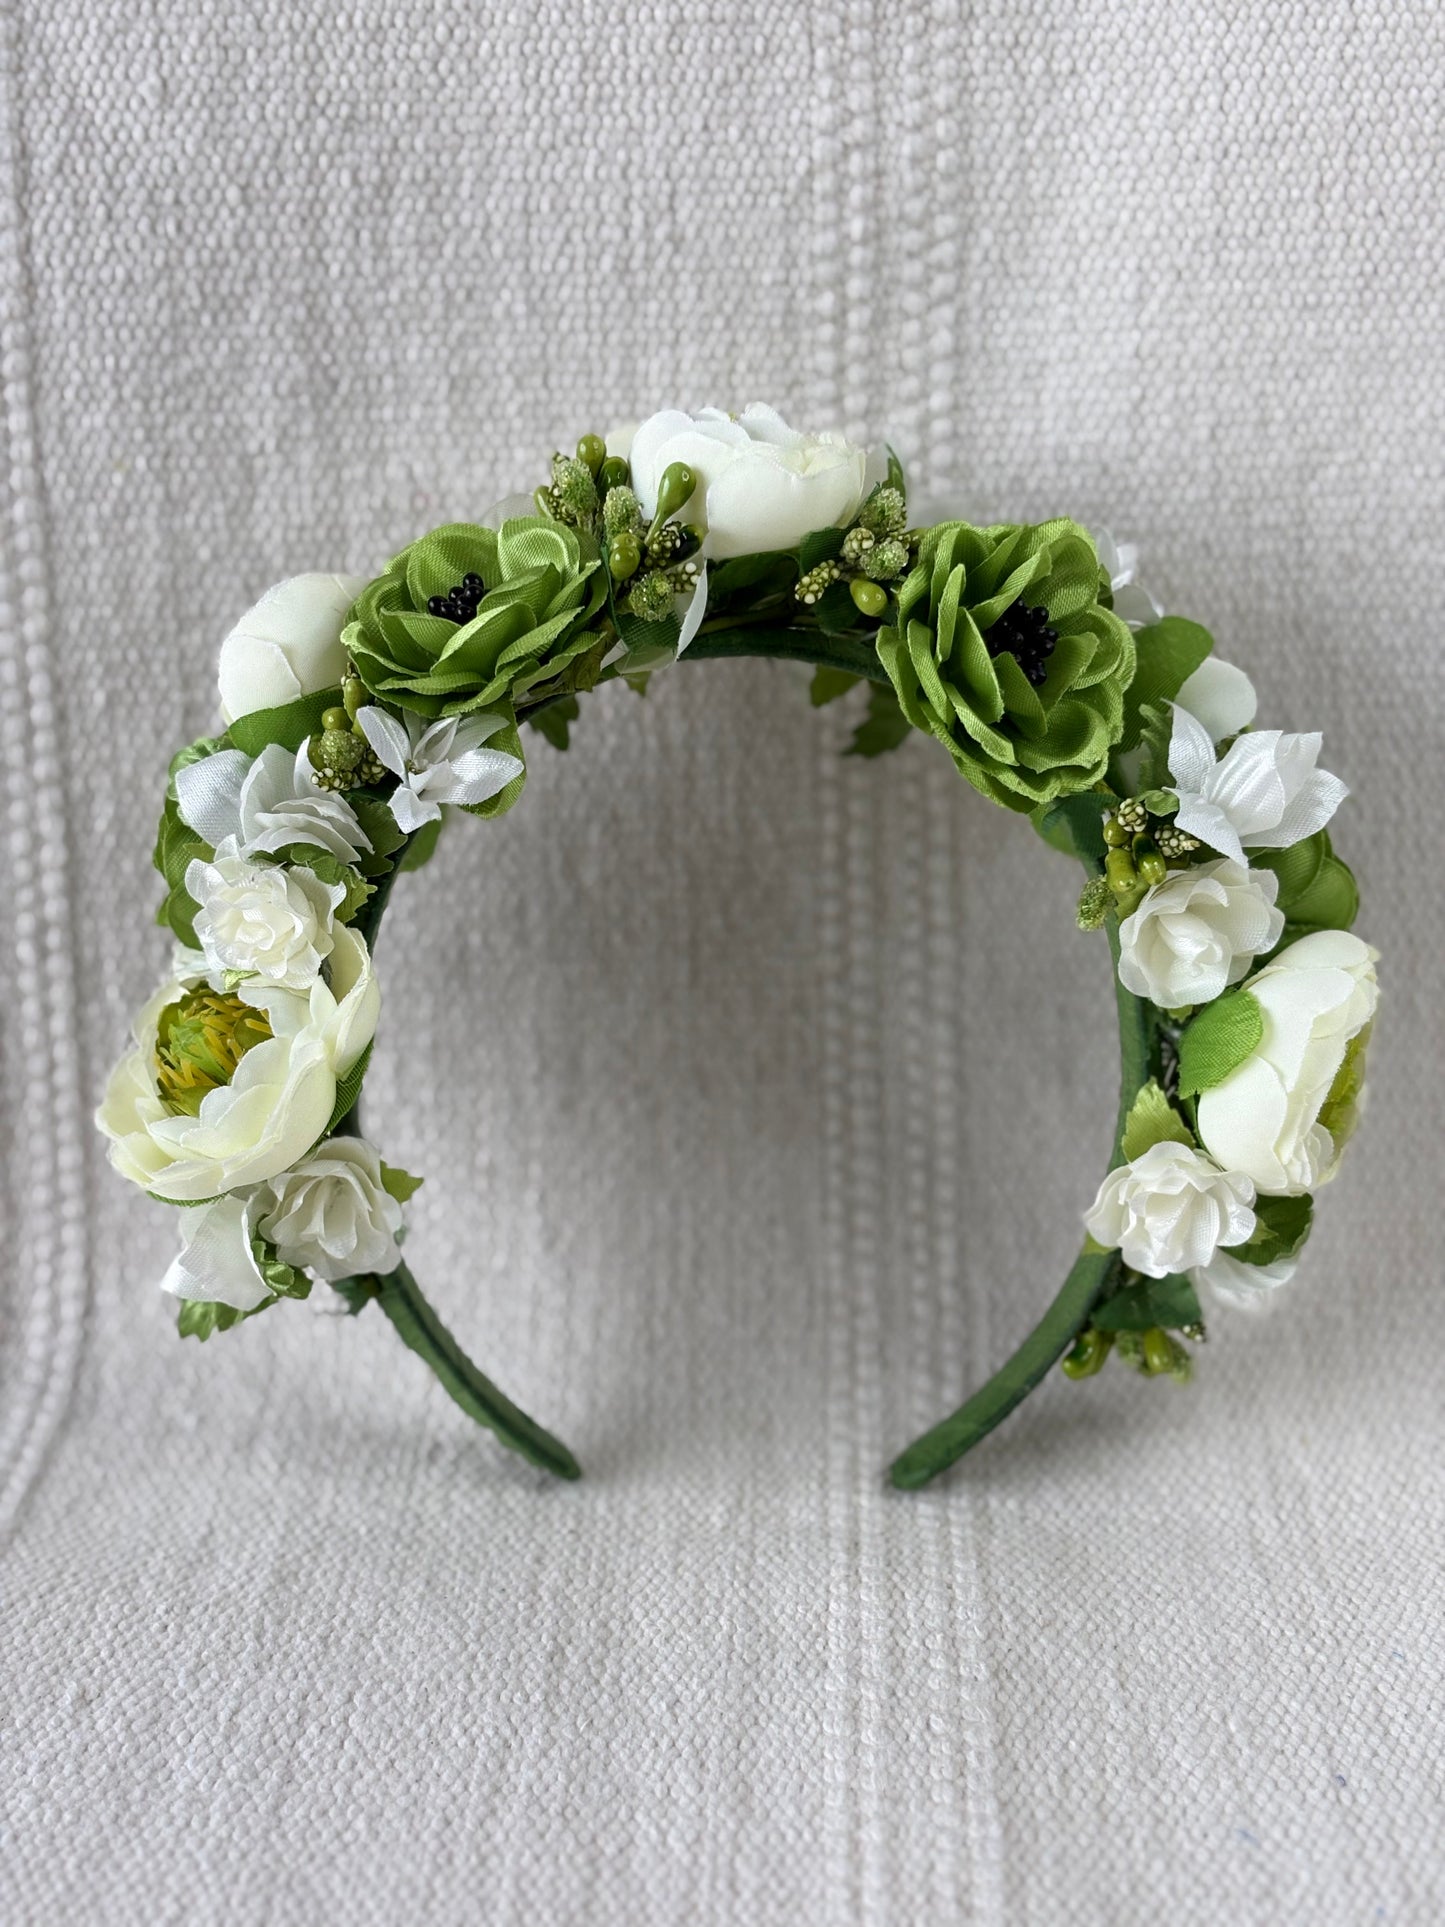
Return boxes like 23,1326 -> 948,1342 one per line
426,573 -> 485,624
987,600 -> 1058,687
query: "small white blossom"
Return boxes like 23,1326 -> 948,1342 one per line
1167,704 -> 1347,867
186,852 -> 344,991
357,707 -> 523,833
175,741 -> 372,866
160,1193 -> 271,1311
1118,857 -> 1285,1009
1092,528 -> 1162,630
1084,1140 -> 1257,1279
255,1137 -> 404,1282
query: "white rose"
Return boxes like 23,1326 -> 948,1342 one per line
1196,930 -> 1378,1194
1084,1140 -> 1257,1278
186,853 -> 345,990
626,404 -> 872,560
97,923 -> 379,1203
175,740 -> 371,867
1117,857 -> 1285,1009
217,573 -> 368,725
255,1137 -> 404,1282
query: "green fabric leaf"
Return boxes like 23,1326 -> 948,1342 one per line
846,683 -> 911,758
380,1162 -> 425,1205
815,579 -> 863,637
1235,1193 -> 1314,1267
707,551 -> 795,601
885,445 -> 906,497
177,1294 -> 277,1341
1132,701 -> 1175,792
811,665 -> 862,707
1092,1272 -> 1202,1333
617,610 -> 680,670
1285,853 -> 1359,932
346,793 -> 407,875
799,526 -> 846,572
1250,831 -> 1328,911
252,1235 -> 311,1301
527,695 -> 579,750
1030,792 -> 1107,861
152,795 -> 212,947
1120,1080 -> 1196,1161
1117,618 -> 1214,752
457,713 -> 527,820
283,847 -> 374,923
325,1042 -> 373,1138
397,814 -> 444,872
227,687 -> 343,757
327,1275 -> 376,1316
1178,988 -> 1263,1098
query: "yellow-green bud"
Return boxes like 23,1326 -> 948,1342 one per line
1102,813 -> 1130,847
608,533 -> 641,582
1061,1327 -> 1113,1379
1105,847 -> 1139,896
1136,841 -> 1167,887
1142,1328 -> 1192,1381
341,672 -> 366,723
321,706 -> 350,733
154,988 -> 272,1118
576,433 -> 606,476
652,461 -> 696,525
599,455 -> 630,493
849,578 -> 887,617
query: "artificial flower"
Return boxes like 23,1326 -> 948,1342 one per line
255,1137 -> 404,1282
625,405 -> 871,560
97,924 -> 379,1202
1117,857 -> 1285,1009
344,518 -> 604,720
1167,705 -> 1347,865
1174,656 -> 1257,742
175,741 -> 372,866
876,518 -> 1136,808
1190,1249 -> 1298,1311
1195,930 -> 1378,1194
217,573 -> 367,725
356,707 -> 523,832
1084,1139 -> 1257,1279
159,1192 -> 271,1311
1093,529 -> 1162,630
187,852 -> 344,991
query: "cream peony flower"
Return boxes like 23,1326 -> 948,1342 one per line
1195,930 -> 1379,1195
255,1137 -> 404,1282
1117,857 -> 1285,1009
186,852 -> 345,990
175,741 -> 371,867
217,573 -> 368,725
97,924 -> 379,1203
1167,704 -> 1347,867
1084,1140 -> 1257,1279
626,405 -> 872,560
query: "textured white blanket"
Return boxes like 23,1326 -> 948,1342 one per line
3,1 -> 1442,1920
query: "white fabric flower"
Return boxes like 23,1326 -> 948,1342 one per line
186,852 -> 344,990
1084,1140 -> 1257,1279
1174,657 -> 1257,741
217,573 -> 367,725
1196,930 -> 1379,1195
1117,857 -> 1285,1009
175,741 -> 372,866
356,707 -> 522,833
1092,528 -> 1162,630
97,924 -> 380,1203
1190,1249 -> 1298,1312
255,1137 -> 404,1282
160,1192 -> 271,1311
626,405 -> 871,560
1167,704 -> 1348,866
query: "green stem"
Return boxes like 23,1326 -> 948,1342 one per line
888,882 -> 1159,1490
684,623 -> 890,684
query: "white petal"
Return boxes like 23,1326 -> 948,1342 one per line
357,706 -> 412,779
1244,766 -> 1348,850
1168,704 -> 1220,795
675,561 -> 709,655
174,749 -> 251,847
1175,658 -> 1257,741
159,1194 -> 272,1311
1193,1250 -> 1299,1311
445,710 -> 512,756
388,783 -> 441,833
479,492 -> 537,530
440,745 -> 524,808
1204,732 -> 1290,838
1172,795 -> 1246,865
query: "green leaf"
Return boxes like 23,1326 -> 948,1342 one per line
1030,792 -> 1108,861
381,1162 -> 425,1205
617,609 -> 680,670
167,735 -> 229,800
397,814 -> 444,872
846,683 -> 911,758
325,1041 -> 373,1138
1235,1193 -> 1313,1267
252,1235 -> 311,1301
227,687 -> 343,757
1132,700 -> 1175,792
1285,853 -> 1358,932
799,525 -> 846,572
284,847 -> 374,923
1250,831 -> 1328,912
885,444 -> 906,497
1092,1272 -> 1202,1333
1120,1080 -> 1195,1161
811,665 -> 862,707
814,579 -> 862,637
457,713 -> 527,821
327,1275 -> 377,1316
527,695 -> 579,751
1117,618 -> 1214,752
347,792 -> 408,875
706,551 -> 795,601
1178,988 -> 1263,1098
152,794 -> 212,947
177,1295 -> 276,1341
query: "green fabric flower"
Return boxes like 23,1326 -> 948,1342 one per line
876,519 -> 1135,809
344,518 -> 606,720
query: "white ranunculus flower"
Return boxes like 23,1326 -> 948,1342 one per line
187,852 -> 345,990
217,574 -> 368,725
626,404 -> 872,560
1167,704 -> 1347,867
1190,1249 -> 1298,1312
175,741 -> 371,866
1084,1140 -> 1257,1279
255,1137 -> 404,1282
1174,657 -> 1257,741
97,924 -> 379,1203
1117,857 -> 1285,1009
356,706 -> 522,832
1196,930 -> 1379,1195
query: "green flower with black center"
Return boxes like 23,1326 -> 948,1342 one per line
876,519 -> 1135,810
344,518 -> 606,720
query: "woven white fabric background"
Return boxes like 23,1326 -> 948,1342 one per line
3,1 -> 1443,1921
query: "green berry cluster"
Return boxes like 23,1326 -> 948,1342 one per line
1095,791 -> 1203,919
1062,1325 -> 1197,1383
794,484 -> 913,620
307,676 -> 385,792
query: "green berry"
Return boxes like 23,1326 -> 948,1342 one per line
599,456 -> 630,493
849,578 -> 887,618
576,433 -> 606,475
608,533 -> 642,582
321,707 -> 350,733
653,461 -> 696,524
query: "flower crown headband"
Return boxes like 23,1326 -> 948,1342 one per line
99,405 -> 1379,1488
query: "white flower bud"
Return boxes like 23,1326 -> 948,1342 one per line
217,573 -> 367,725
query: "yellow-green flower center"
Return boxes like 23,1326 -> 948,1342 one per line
154,988 -> 272,1117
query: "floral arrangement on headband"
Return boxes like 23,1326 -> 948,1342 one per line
97,406 -> 1378,1487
